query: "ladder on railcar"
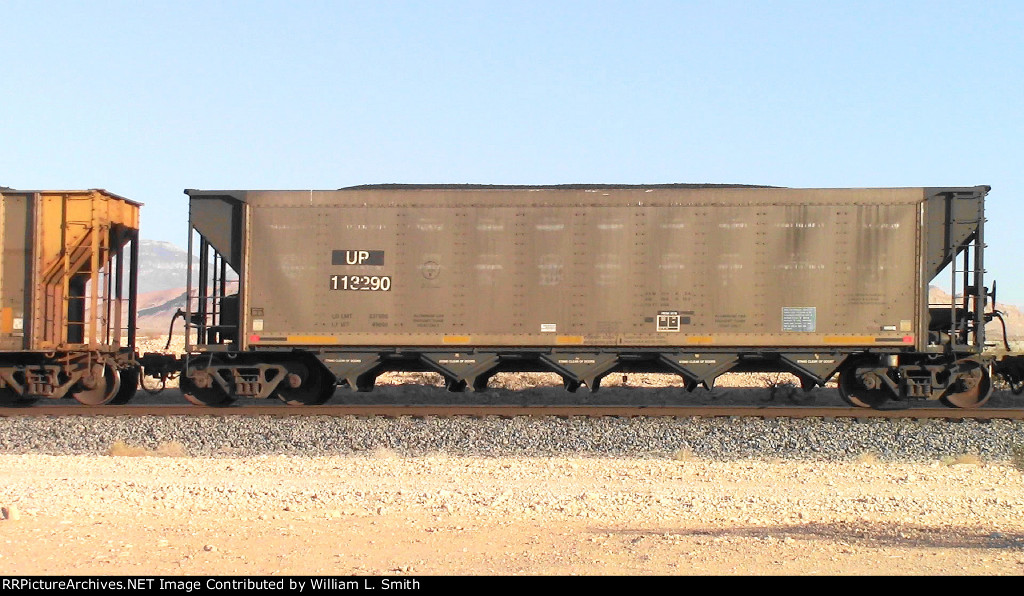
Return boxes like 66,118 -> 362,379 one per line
186,233 -> 238,348
50,193 -> 136,351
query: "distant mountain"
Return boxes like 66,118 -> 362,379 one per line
137,240 -> 194,295
134,240 -> 188,331
136,288 -> 188,333
135,240 -> 239,331
136,283 -> 239,332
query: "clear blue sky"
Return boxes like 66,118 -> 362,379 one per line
3,1 -> 1022,302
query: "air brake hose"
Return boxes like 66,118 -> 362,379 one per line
165,309 -> 185,351
991,311 -> 1012,351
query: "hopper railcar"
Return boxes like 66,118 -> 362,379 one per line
165,184 -> 1002,409
0,189 -> 141,405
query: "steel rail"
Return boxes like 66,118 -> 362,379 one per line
2,404 -> 1023,420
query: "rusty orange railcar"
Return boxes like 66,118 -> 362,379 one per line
0,189 -> 141,404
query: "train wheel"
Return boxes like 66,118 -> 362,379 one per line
71,363 -> 121,406
941,359 -> 993,409
277,361 -> 335,405
108,367 -> 140,405
180,373 -> 233,407
838,359 -> 891,409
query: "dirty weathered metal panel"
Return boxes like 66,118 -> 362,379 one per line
190,193 -> 244,271
923,186 -> 988,279
0,191 -> 31,350
235,186 -> 930,350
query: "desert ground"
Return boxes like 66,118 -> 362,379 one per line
2,446 -> 1024,576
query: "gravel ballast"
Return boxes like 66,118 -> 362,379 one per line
1,414 -> 1022,462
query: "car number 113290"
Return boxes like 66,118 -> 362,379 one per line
329,275 -> 392,291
